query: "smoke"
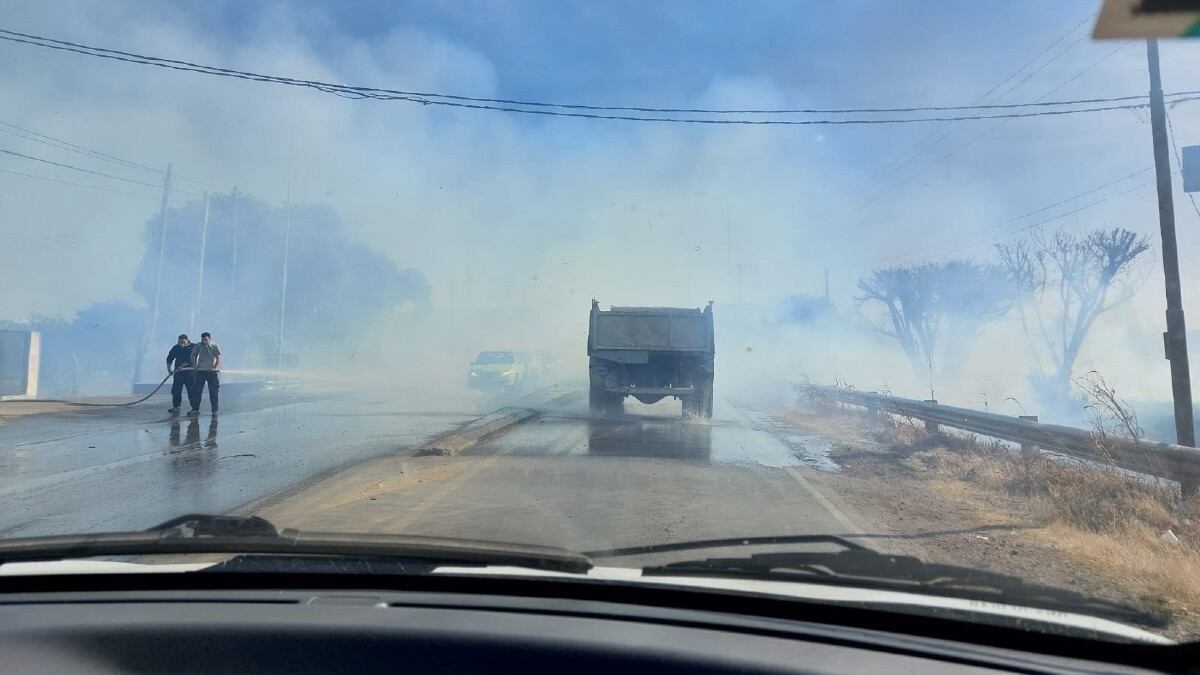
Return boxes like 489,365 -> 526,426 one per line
0,301 -> 145,396
129,192 -> 430,380
2,2 -> 1200,414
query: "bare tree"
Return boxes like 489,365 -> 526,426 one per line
857,260 -> 1012,377
997,228 -> 1150,400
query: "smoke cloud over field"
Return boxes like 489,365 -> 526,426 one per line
2,1 -> 1200,420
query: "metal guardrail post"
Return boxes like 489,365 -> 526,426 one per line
922,400 -> 939,433
1018,415 -> 1039,475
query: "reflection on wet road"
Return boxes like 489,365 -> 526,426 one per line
0,390 -> 478,537
0,387 -> 846,547
259,394 -> 855,554
475,397 -> 828,469
586,417 -> 713,459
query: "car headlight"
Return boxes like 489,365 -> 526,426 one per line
469,370 -> 479,377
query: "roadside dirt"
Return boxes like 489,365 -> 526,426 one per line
775,408 -> 1200,642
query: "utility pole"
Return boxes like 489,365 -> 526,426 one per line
1147,38 -> 1195,450
725,210 -> 733,303
277,107 -> 297,363
732,263 -> 752,304
134,163 -> 172,386
190,192 -> 211,336
278,202 -> 292,360
278,174 -> 293,361
230,187 -> 240,295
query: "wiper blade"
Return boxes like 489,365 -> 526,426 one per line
641,548 -> 1163,626
153,514 -> 280,538
0,514 -> 592,574
584,534 -> 868,559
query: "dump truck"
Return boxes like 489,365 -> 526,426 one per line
587,300 -> 715,418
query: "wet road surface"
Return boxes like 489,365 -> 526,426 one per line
253,394 -> 864,559
0,388 -> 486,537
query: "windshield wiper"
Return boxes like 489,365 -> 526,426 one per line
584,534 -> 868,559
636,544 -> 1163,627
0,514 -> 592,574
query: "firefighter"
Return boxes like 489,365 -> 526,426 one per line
187,332 -> 222,415
165,334 -> 194,414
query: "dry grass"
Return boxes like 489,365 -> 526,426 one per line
783,383 -> 1200,636
905,444 -> 1185,536
882,420 -> 1200,628
1042,522 -> 1200,615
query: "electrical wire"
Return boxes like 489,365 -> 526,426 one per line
973,14 -> 1094,105
851,42 -> 1138,221
854,17 -> 1099,214
857,168 -> 1155,269
0,166 -> 155,198
0,121 -> 162,174
0,27 -> 1196,126
0,147 -> 201,195
840,174 -> 1158,281
854,13 -> 1089,192
0,147 -> 167,188
0,120 -> 221,190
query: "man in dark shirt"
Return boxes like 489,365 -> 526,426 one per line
166,334 -> 194,414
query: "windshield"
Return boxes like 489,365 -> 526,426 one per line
2,0 -> 1199,644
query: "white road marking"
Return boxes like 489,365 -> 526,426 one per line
721,398 -> 864,535
783,466 -> 863,535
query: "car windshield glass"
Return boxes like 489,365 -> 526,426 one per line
3,0 -> 1200,645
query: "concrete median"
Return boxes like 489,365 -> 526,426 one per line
415,408 -> 540,457
230,390 -> 582,519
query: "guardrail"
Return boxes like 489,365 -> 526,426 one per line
811,386 -> 1200,495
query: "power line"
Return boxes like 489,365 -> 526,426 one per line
0,147 -> 196,193
0,167 -> 153,198
852,42 -> 1139,220
974,14 -> 1094,104
852,171 -> 1157,273
839,173 -> 1161,282
849,21 -> 1094,214
0,121 -> 162,174
0,119 -> 219,190
851,14 -> 1093,207
1037,42 -> 1128,101
990,27 -> 1092,102
0,27 -> 1196,126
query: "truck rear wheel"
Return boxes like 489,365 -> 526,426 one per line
681,394 -> 697,417
684,382 -> 714,419
590,389 -> 623,417
607,393 -> 624,416
699,386 -> 714,418
589,388 -> 605,415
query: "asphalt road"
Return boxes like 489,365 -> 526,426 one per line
0,385 -> 861,559
0,387 -> 486,538
251,394 -> 862,560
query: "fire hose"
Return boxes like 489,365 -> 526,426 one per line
0,367 -> 196,408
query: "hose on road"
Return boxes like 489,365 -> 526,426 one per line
0,368 -> 193,408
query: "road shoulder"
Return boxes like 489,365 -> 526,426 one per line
770,407 -> 1200,640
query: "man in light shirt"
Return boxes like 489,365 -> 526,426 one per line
187,331 -> 222,416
